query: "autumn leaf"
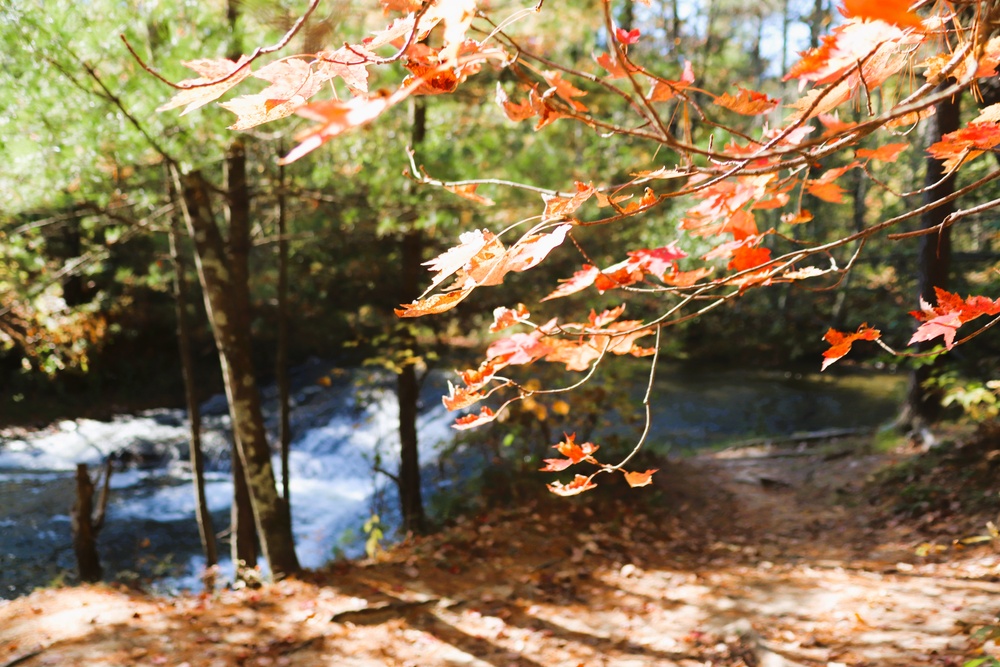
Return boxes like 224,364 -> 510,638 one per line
927,122 -> 1000,172
490,304 -> 530,332
542,182 -> 595,222
628,243 -> 687,279
623,469 -> 658,488
486,329 -> 552,367
589,304 -> 626,328
662,267 -> 713,287
821,324 -> 881,370
595,52 -> 639,79
554,433 -> 599,463
806,180 -> 846,203
453,406 -> 497,430
841,0 -> 924,30
539,457 -> 576,472
459,360 -> 498,392
495,83 -> 536,122
444,183 -> 495,206
541,264 -> 600,301
422,229 -> 498,291
714,87 -> 778,115
157,56 -> 252,116
542,70 -> 588,111
648,60 -> 694,101
615,27 -> 641,45
395,289 -> 473,318
908,288 -> 1000,349
856,143 -> 908,162
721,209 -> 757,241
442,382 -> 485,411
781,210 -> 813,225
547,474 -> 598,497
727,245 -> 771,272
279,92 -> 402,164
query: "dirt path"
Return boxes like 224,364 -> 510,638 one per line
2,440 -> 998,666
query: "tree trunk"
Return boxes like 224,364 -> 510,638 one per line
174,168 -> 300,578
397,98 -> 427,535
276,147 -> 292,524
398,230 -> 426,535
223,139 -> 260,572
167,175 -> 218,572
900,88 -> 961,431
71,462 -> 111,583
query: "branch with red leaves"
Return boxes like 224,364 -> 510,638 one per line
150,0 -> 1000,495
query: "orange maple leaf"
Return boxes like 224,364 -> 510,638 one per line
727,245 -> 772,272
452,406 -> 497,430
648,60 -> 695,102
856,143 -> 909,162
554,434 -> 600,463
714,87 -> 779,115
623,469 -> 658,488
442,383 -> 486,411
841,0 -> 924,30
396,289 -> 473,318
928,122 -> 1000,172
806,180 -> 846,203
547,474 -> 598,497
821,324 -> 881,370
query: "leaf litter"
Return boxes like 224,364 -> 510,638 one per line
3,432 -> 1000,666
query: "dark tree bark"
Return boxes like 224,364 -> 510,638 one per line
223,139 -> 259,572
899,88 -> 961,431
167,172 -> 218,572
397,98 -> 427,535
174,168 -> 300,578
276,150 -> 292,524
71,461 -> 111,583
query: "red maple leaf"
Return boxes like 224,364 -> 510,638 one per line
821,324 -> 881,370
615,27 -> 641,45
908,288 -> 1000,349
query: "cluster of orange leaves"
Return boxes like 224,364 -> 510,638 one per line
539,434 -> 657,497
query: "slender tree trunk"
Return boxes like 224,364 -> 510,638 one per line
223,139 -> 260,572
900,88 -> 960,430
276,148 -> 292,524
174,168 -> 300,578
397,98 -> 427,535
167,174 -> 218,571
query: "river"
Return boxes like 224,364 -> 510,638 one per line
0,360 -> 904,599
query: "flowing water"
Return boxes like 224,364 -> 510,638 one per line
0,361 -> 904,599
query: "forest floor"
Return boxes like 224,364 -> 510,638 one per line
3,427 -> 1000,667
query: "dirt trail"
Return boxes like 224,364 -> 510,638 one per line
2,440 -> 998,666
